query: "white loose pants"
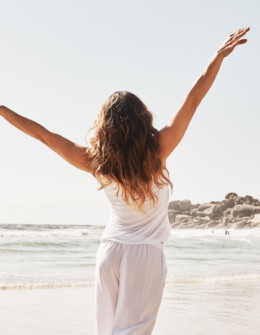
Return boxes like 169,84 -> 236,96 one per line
95,241 -> 167,335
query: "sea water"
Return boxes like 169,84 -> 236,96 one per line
1,224 -> 260,289
1,224 -> 260,334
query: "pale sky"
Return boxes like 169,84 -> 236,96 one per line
0,0 -> 259,225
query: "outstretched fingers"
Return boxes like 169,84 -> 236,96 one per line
231,28 -> 250,43
229,27 -> 249,38
233,38 -> 248,47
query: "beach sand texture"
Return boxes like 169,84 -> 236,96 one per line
1,283 -> 260,335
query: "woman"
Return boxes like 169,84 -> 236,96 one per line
0,28 -> 249,334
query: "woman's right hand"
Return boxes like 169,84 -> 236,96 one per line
216,27 -> 250,58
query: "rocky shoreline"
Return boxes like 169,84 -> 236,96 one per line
168,193 -> 260,230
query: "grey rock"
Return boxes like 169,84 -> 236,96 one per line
168,210 -> 182,223
190,208 -> 198,216
178,200 -> 192,212
197,203 -> 215,212
225,192 -> 238,200
199,216 -> 211,223
168,193 -> 260,229
175,215 -> 193,223
202,207 -> 216,219
244,195 -> 254,203
215,204 -> 227,218
168,201 -> 179,210
222,217 -> 229,226
232,205 -> 260,218
223,209 -> 232,217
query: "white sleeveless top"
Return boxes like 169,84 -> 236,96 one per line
101,178 -> 171,251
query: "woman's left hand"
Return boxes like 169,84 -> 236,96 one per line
216,27 -> 250,58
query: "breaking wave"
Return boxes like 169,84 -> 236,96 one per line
166,273 -> 260,284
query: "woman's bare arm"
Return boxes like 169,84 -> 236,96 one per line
0,106 -> 92,173
158,27 -> 250,161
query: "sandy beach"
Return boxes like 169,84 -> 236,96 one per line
1,282 -> 260,335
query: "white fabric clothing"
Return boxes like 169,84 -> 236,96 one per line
95,241 -> 167,335
101,178 -> 171,251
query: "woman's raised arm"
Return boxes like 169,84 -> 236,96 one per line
158,27 -> 250,161
0,106 -> 92,173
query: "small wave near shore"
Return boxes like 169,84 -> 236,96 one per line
1,224 -> 260,291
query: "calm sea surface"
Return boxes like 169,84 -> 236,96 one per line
1,224 -> 260,334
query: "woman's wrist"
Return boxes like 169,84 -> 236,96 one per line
0,105 -> 6,117
212,51 -> 225,63
215,50 -> 225,60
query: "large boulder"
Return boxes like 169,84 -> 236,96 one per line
254,207 -> 260,215
232,205 -> 260,218
199,216 -> 211,223
198,203 -> 216,219
175,215 -> 193,223
244,195 -> 254,203
225,192 -> 238,200
228,214 -> 234,223
226,199 -> 235,208
234,196 -> 245,205
168,210 -> 182,223
215,204 -> 227,218
191,206 -> 215,219
197,203 -> 215,212
222,217 -> 229,226
223,209 -> 232,217
178,200 -> 192,212
168,201 -> 179,210
190,208 -> 199,216
192,203 -> 201,209
183,211 -> 191,215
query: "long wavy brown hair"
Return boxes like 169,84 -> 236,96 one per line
86,91 -> 172,211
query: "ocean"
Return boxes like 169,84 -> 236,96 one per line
1,224 -> 260,334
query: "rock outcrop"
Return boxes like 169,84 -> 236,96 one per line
168,192 -> 260,230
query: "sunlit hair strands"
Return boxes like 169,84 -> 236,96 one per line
86,91 -> 173,211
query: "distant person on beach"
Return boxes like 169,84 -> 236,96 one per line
0,27 -> 249,335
